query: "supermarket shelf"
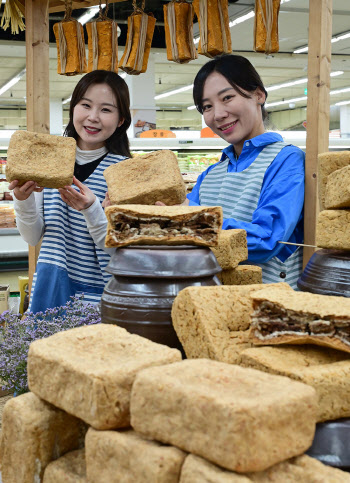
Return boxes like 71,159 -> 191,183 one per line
130,135 -> 350,151
130,137 -> 228,151
0,228 -> 19,235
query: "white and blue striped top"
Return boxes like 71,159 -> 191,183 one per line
29,153 -> 125,312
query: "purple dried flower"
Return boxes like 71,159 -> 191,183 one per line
0,294 -> 101,395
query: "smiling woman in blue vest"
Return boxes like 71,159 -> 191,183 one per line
186,54 -> 305,289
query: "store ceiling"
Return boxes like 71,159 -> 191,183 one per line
0,0 -> 350,131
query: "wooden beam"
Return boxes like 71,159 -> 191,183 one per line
303,0 -> 332,267
25,0 -> 50,296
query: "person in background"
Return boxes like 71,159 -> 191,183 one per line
9,70 -> 131,313
186,54 -> 305,289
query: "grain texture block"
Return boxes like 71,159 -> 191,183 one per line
105,204 -> 223,248
86,428 -> 186,483
210,229 -> 248,269
179,454 -> 350,482
104,149 -> 186,205
218,265 -> 263,285
325,164 -> 350,209
27,324 -> 182,430
0,392 -> 85,483
318,151 -> 350,210
251,286 -> 350,353
171,283 -> 291,363
43,449 -> 86,483
130,359 -> 317,473
240,345 -> 350,422
6,130 -> 76,188
316,210 -> 350,250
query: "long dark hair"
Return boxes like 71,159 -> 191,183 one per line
193,54 -> 268,120
64,70 -> 131,157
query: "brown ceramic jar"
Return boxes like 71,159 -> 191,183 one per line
101,245 -> 221,352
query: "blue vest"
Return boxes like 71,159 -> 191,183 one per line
199,142 -> 302,289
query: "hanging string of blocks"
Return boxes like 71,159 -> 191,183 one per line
0,0 -> 281,76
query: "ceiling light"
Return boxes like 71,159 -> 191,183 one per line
266,96 -> 307,108
229,10 -> 254,28
78,5 -> 105,26
330,86 -> 350,95
294,29 -> 350,54
266,71 -> 343,92
155,84 -> 193,100
0,68 -> 26,96
335,100 -> 350,106
187,105 -> 196,110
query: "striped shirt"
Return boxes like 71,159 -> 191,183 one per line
29,153 -> 125,312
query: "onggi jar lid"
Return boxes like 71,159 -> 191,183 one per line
106,245 -> 221,278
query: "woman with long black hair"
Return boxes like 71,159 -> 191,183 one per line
10,70 -> 132,312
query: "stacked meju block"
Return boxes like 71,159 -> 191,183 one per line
210,229 -> 263,285
316,151 -> 350,249
1,323 -> 350,482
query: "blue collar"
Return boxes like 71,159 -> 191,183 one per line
221,132 -> 284,162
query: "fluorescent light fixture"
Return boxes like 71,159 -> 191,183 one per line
266,96 -> 307,108
155,84 -> 193,100
294,29 -> 350,54
331,31 -> 350,43
0,68 -> 26,96
330,86 -> 350,96
187,105 -> 197,110
266,71 -> 343,92
267,83 -> 350,109
78,4 -> 105,25
229,10 -> 254,28
335,100 -> 350,106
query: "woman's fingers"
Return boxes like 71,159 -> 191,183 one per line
72,176 -> 83,188
8,180 -> 19,190
59,183 -> 96,211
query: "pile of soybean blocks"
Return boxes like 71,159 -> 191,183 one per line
317,151 -> 350,249
210,229 -> 263,285
1,323 -> 350,482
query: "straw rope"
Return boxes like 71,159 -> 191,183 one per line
0,0 -> 25,35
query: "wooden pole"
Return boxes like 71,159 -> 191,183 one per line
25,0 -> 50,295
303,0 -> 332,267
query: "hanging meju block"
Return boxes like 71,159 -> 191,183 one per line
164,0 -> 197,64
86,1 -> 119,73
193,0 -> 232,58
53,0 -> 87,76
254,0 -> 281,54
119,0 -> 156,75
